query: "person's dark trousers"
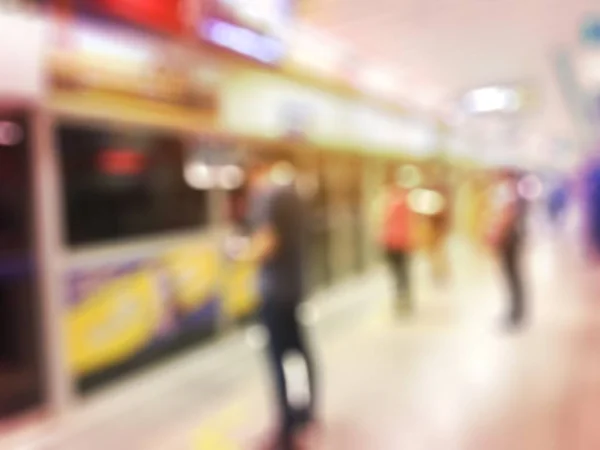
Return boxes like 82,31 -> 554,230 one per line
500,236 -> 524,325
385,249 -> 411,311
261,299 -> 317,450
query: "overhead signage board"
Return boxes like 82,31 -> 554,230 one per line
198,0 -> 292,65
69,0 -> 185,34
348,105 -> 438,155
48,23 -> 220,111
220,71 -> 346,145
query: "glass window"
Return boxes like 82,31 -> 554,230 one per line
57,123 -> 210,246
0,112 -> 44,418
0,117 -> 32,255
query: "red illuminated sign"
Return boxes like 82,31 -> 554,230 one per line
98,149 -> 146,175
77,0 -> 183,34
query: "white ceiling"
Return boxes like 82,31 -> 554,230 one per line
302,0 -> 599,143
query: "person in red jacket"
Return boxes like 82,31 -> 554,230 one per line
378,172 -> 415,314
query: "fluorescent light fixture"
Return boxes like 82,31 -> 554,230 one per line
217,165 -> 245,190
70,26 -> 155,65
203,19 -> 284,64
463,86 -> 520,114
184,162 -> 215,190
407,188 -> 445,215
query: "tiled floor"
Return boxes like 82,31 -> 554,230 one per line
3,229 -> 599,449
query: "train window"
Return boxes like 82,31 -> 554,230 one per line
57,123 -> 210,246
0,112 -> 44,418
0,121 -> 31,254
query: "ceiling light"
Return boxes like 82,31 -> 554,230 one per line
70,26 -> 155,66
463,86 -> 521,114
407,188 -> 446,215
217,165 -> 245,190
184,162 -> 214,190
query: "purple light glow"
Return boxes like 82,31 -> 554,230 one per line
201,19 -> 284,64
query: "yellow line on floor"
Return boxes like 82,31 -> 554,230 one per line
191,398 -> 248,449
193,429 -> 240,450
190,298 -> 391,449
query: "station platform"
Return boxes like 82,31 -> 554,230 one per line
3,228 -> 600,450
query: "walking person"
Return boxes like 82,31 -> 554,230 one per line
427,182 -> 451,284
236,154 -> 317,449
547,179 -> 569,230
487,170 -> 527,330
375,170 -> 415,315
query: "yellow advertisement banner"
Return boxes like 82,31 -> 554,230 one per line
162,245 -> 221,314
66,270 -> 163,376
222,262 -> 259,320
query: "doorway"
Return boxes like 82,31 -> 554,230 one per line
0,111 -> 44,418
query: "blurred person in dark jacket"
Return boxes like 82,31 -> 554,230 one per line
233,153 -> 317,450
427,181 -> 451,284
487,170 -> 527,330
